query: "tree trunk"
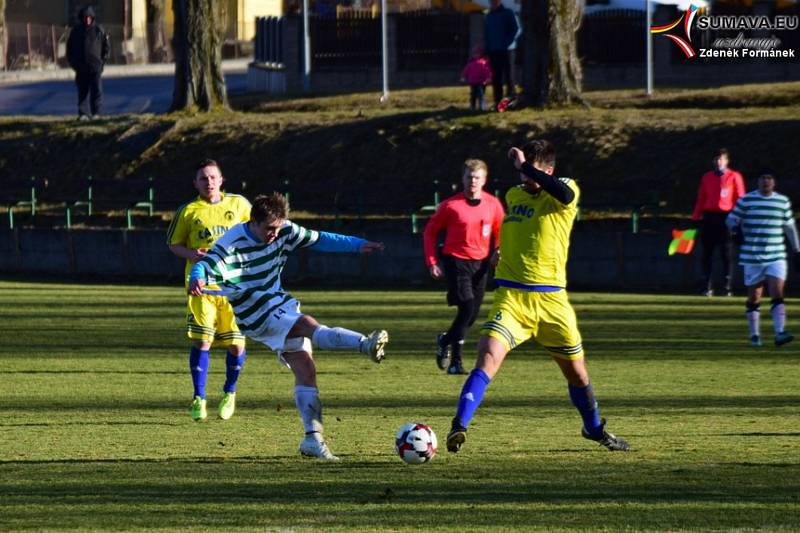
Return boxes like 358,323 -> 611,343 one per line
171,0 -> 228,112
0,0 -> 7,71
520,0 -> 549,107
147,0 -> 170,63
547,0 -> 584,105
520,0 -> 584,107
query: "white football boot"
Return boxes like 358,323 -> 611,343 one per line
361,330 -> 388,363
299,433 -> 340,461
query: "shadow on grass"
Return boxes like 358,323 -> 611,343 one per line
3,394 -> 798,412
0,459 -> 798,529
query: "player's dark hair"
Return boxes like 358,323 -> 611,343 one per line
758,168 -> 776,180
716,148 -> 729,158
196,158 -> 220,171
523,140 -> 556,168
251,192 -> 290,223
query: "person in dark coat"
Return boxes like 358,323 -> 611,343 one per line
66,6 -> 110,120
484,0 -> 519,109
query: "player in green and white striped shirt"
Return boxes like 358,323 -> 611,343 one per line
189,193 -> 389,460
727,171 -> 800,347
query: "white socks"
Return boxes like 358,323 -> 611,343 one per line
746,310 -> 760,337
311,325 -> 365,351
771,303 -> 786,334
294,385 -> 323,434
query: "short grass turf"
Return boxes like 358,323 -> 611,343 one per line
0,281 -> 798,531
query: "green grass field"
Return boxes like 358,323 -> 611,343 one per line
1,281 -> 798,531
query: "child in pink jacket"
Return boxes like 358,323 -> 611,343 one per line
461,46 -> 493,111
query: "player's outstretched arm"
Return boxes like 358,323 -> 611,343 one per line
508,147 -> 575,205
311,231 -> 384,254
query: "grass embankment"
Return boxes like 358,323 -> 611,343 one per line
0,282 -> 798,530
1,82 -> 799,222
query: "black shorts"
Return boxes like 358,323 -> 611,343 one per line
442,255 -> 490,306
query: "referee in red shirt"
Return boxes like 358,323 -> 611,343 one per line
423,159 -> 505,374
691,148 -> 746,296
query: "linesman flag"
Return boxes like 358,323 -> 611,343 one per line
668,228 -> 696,255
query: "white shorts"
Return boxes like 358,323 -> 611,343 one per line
244,297 -> 304,352
743,260 -> 787,287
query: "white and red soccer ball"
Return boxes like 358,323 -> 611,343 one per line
395,422 -> 437,464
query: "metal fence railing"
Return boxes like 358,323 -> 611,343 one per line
2,20 -> 255,71
255,17 -> 284,64
396,12 -> 470,70
310,13 -> 381,69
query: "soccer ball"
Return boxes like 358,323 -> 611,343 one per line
395,422 -> 437,464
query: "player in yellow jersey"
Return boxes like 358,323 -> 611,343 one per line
446,140 -> 630,453
167,159 -> 251,421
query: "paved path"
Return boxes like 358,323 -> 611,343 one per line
0,60 -> 249,116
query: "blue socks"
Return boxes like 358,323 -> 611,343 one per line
189,346 -> 210,399
454,369 -> 491,428
569,383 -> 602,437
223,350 -> 247,393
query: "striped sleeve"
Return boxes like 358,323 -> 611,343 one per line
199,245 -> 230,284
283,221 -> 320,252
728,197 -> 745,225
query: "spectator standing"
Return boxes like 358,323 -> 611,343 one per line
691,148 -> 746,296
484,0 -> 519,109
66,5 -> 110,120
461,46 -> 493,111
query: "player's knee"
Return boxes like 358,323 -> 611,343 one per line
193,340 -> 211,350
228,344 -> 246,356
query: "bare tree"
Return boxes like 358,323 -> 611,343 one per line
171,0 -> 228,112
520,0 -> 585,107
0,0 -> 7,71
147,0 -> 170,63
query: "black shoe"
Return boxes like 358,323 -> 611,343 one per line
775,331 -> 794,346
447,361 -> 468,375
581,418 -> 630,451
446,418 -> 467,453
436,333 -> 451,370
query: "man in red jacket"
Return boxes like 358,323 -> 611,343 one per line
691,148 -> 746,297
423,159 -> 505,374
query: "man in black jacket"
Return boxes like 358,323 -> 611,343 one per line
66,6 -> 110,120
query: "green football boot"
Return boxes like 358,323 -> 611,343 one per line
190,396 -> 207,421
218,392 -> 236,420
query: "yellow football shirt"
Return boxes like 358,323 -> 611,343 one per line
494,180 -> 580,288
166,193 -> 251,286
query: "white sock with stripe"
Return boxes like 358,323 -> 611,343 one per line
311,325 -> 365,351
